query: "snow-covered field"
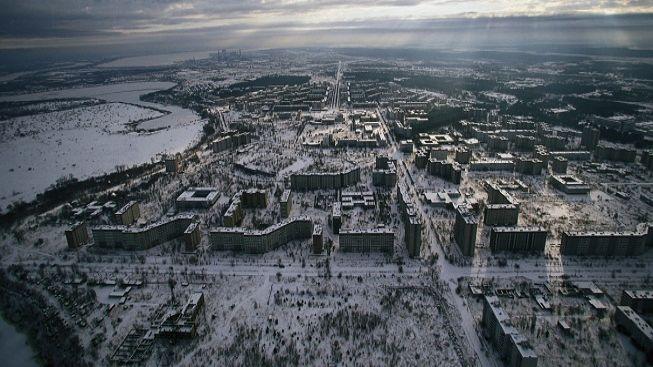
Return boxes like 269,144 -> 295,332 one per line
0,82 -> 202,211
1,102 -> 164,139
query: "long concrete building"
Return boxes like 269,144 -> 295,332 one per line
614,306 -> 653,359
621,290 -> 653,314
397,184 -> 423,258
454,204 -> 478,257
339,228 -> 394,254
209,216 -> 313,253
290,167 -> 360,191
561,227 -> 651,256
490,227 -> 548,253
482,296 -> 538,367
92,214 -> 197,250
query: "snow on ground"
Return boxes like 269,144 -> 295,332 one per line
0,102 -> 165,139
0,82 -> 203,211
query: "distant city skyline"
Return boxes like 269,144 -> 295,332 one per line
1,1 -> 653,50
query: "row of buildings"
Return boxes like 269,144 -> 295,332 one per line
223,189 -> 268,227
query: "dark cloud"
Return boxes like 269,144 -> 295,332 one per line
0,0 -> 651,48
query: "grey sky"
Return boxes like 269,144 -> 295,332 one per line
0,0 -> 652,49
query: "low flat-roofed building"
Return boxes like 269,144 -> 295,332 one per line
490,227 -> 547,253
157,292 -> 205,338
341,191 -> 375,210
176,187 -> 220,210
331,203 -> 342,234
339,228 -> 394,254
549,175 -> 590,194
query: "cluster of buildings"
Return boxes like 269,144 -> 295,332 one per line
397,184 -> 423,258
223,189 -> 268,227
548,175 -> 591,194
340,191 -> 375,210
157,292 -> 205,338
290,167 -> 361,191
482,296 -> 538,367
426,158 -> 462,184
209,216 -> 313,254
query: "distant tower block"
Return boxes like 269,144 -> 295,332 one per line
454,205 -> 478,257
581,125 -> 600,150
331,203 -> 342,234
165,154 -> 182,173
551,156 -> 568,174
65,222 -> 90,249
114,201 -> 140,226
312,225 -> 324,254
280,189 -> 292,218
184,222 -> 201,252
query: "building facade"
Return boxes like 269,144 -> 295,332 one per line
210,217 -> 313,254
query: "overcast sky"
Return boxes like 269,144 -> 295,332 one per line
1,0 -> 652,50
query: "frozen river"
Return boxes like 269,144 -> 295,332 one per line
0,316 -> 38,367
0,82 -> 203,212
